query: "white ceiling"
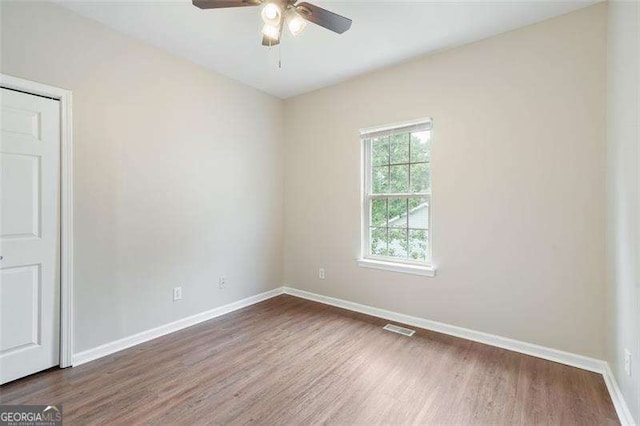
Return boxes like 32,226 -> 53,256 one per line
56,0 -> 600,98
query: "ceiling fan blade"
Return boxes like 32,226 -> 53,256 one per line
296,2 -> 352,34
192,0 -> 260,9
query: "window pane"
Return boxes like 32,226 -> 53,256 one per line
371,199 -> 387,227
388,198 -> 407,228
372,166 -> 389,194
370,227 -> 388,256
388,228 -> 408,258
410,163 -> 430,193
408,198 -> 428,229
372,137 -> 389,166
364,122 -> 432,265
409,229 -> 428,260
389,165 -> 409,193
411,131 -> 430,163
390,133 -> 410,164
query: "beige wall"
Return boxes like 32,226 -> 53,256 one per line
606,0 -> 640,422
1,1 -> 284,353
1,0 -> 611,362
284,4 -> 607,358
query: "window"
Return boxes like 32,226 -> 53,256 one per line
359,119 -> 434,276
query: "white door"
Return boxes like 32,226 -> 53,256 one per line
0,88 -> 60,384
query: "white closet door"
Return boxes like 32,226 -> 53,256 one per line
0,88 -> 60,384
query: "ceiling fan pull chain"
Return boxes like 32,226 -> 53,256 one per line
278,43 -> 282,69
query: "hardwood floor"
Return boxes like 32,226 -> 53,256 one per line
0,295 -> 619,425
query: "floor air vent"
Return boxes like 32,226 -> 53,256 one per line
383,324 -> 415,337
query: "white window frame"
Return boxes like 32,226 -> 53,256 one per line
357,118 -> 436,277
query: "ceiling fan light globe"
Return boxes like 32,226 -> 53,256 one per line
261,3 -> 281,26
262,23 -> 280,41
286,10 -> 307,36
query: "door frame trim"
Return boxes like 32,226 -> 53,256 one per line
1,74 -> 74,368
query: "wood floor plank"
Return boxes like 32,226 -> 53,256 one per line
0,295 -> 619,425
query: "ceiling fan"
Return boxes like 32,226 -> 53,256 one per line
192,0 -> 352,46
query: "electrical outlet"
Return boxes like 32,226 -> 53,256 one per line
219,277 -> 227,289
173,286 -> 182,301
319,268 -> 325,280
624,349 -> 632,376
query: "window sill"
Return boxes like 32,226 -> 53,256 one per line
356,258 -> 437,277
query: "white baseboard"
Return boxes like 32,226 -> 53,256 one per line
283,286 -> 603,372
72,287 -> 284,366
283,286 -> 636,425
603,363 -> 637,426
